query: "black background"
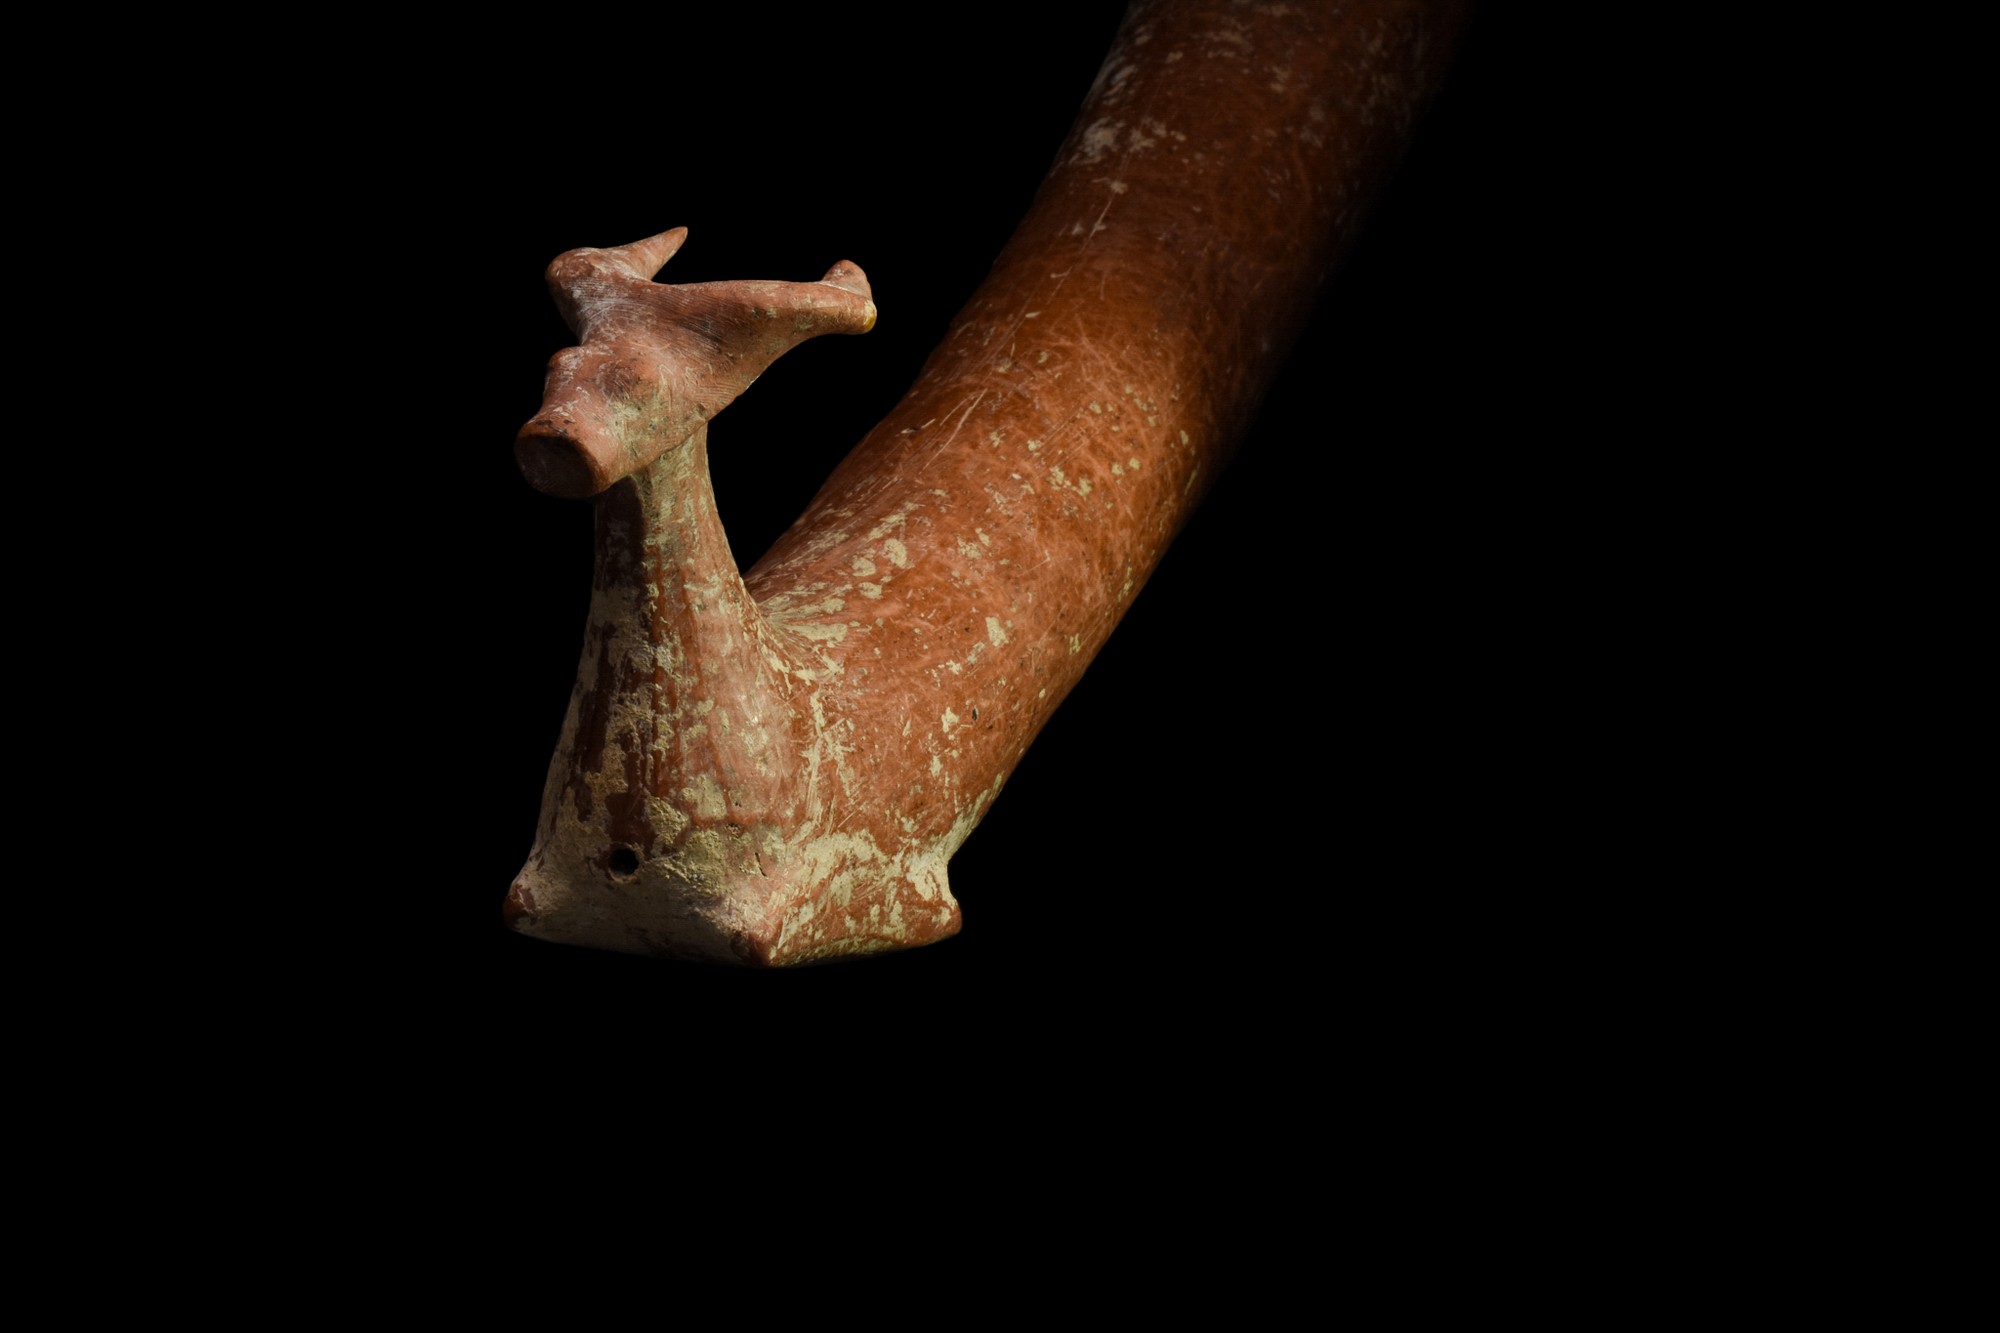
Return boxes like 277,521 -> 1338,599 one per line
366,6 -> 1564,1032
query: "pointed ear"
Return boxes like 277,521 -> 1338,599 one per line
602,226 -> 689,280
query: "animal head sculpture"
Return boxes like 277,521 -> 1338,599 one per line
516,226 -> 877,499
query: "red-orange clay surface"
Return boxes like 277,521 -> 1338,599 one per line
506,0 -> 1471,963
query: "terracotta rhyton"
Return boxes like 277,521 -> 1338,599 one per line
506,0 -> 1469,963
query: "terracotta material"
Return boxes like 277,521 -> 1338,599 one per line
506,0 -> 1470,963
515,228 -> 877,499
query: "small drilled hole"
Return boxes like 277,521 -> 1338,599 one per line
608,847 -> 641,878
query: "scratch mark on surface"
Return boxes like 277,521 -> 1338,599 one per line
929,389 -> 987,473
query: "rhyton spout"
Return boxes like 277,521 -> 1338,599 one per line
505,0 -> 1470,964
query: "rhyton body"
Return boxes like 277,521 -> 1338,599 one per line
506,0 -> 1469,963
